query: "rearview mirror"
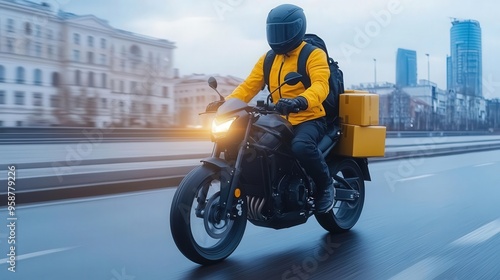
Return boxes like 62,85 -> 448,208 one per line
208,76 -> 218,90
208,76 -> 225,101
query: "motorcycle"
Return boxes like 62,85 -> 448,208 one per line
170,73 -> 371,265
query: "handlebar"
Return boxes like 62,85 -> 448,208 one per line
204,99 -> 297,117
266,102 -> 276,111
254,100 -> 299,116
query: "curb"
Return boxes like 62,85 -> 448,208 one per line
370,143 -> 500,162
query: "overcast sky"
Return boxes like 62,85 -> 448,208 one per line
57,0 -> 500,99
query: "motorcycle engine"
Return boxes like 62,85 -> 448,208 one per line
278,175 -> 308,212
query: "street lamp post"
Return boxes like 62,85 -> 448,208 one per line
373,58 -> 377,87
426,53 -> 436,130
425,53 -> 430,84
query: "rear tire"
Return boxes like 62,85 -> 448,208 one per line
315,158 -> 365,233
170,165 -> 247,265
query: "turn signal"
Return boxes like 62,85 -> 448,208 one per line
234,188 -> 241,198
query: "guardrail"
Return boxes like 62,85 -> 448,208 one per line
2,136 -> 500,205
387,130 -> 497,138
0,127 -> 497,142
0,127 -> 211,142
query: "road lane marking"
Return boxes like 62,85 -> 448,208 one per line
388,257 -> 455,280
0,246 -> 77,264
390,218 -> 500,279
473,162 -> 495,167
396,174 -> 434,182
451,218 -> 500,246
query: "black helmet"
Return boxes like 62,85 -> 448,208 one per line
266,4 -> 306,54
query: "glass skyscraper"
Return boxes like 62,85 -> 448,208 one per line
447,19 -> 482,97
396,48 -> 417,87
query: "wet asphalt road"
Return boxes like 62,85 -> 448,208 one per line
1,150 -> 500,280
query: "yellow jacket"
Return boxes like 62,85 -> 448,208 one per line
226,41 -> 330,126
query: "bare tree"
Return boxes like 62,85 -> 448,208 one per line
52,85 -> 75,126
83,88 -> 98,127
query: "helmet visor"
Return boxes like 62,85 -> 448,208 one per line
266,18 -> 304,45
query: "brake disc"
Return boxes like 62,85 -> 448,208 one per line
204,192 -> 233,239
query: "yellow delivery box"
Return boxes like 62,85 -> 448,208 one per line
333,124 -> 386,157
343,89 -> 369,94
339,93 -> 379,126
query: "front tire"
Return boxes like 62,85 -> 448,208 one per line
315,158 -> 365,233
170,165 -> 247,265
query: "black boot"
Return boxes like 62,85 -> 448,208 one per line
315,183 -> 335,214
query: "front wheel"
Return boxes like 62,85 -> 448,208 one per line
170,165 -> 247,265
315,158 -> 365,233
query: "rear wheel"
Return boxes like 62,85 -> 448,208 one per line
315,158 -> 365,233
170,165 -> 247,265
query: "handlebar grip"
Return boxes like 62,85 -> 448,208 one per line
292,107 -> 300,113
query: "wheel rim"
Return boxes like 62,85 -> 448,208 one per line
171,165 -> 247,264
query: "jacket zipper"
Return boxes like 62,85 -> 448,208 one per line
277,54 -> 286,100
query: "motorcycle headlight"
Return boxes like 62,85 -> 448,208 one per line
211,117 -> 236,139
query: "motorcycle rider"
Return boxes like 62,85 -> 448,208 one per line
224,4 -> 335,213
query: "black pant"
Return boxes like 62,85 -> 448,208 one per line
291,117 -> 333,192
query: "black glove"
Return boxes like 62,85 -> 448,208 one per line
206,100 -> 224,112
275,96 -> 308,115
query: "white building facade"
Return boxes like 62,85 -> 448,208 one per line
0,0 -> 176,127
174,74 -> 243,128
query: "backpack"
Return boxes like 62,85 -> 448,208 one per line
263,34 -> 344,125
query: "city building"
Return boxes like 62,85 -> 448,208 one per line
0,0 -> 176,127
353,21 -> 490,132
447,18 -> 482,97
352,81 -> 448,130
486,99 -> 500,130
395,48 -> 417,87
446,18 -> 485,130
446,88 -> 487,130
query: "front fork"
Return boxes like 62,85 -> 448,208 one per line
197,117 -> 253,221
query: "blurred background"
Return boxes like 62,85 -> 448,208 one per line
0,0 -> 499,131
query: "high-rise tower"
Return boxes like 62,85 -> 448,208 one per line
396,48 -> 417,87
447,19 -> 482,97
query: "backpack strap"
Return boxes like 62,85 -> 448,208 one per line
264,44 -> 317,90
297,43 -> 317,89
263,50 -> 276,92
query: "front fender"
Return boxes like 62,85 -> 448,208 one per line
201,157 -> 231,171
